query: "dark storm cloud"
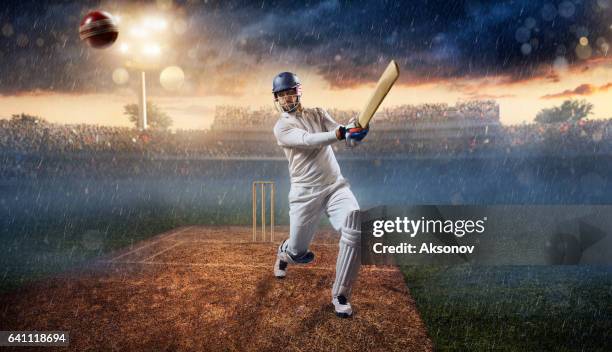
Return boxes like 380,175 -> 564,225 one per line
234,0 -> 612,87
0,0 -> 611,95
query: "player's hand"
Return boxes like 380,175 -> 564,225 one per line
344,121 -> 368,147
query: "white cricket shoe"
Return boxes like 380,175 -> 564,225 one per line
332,295 -> 353,318
274,241 -> 315,279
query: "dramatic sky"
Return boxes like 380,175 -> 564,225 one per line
0,0 -> 611,128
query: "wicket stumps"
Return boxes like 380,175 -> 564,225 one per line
252,181 -> 275,242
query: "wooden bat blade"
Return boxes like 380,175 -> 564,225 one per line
357,60 -> 400,128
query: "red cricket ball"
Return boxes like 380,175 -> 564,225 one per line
79,10 -> 119,49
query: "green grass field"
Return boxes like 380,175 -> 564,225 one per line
401,265 -> 612,351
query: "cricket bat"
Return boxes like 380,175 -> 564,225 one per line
356,60 -> 400,128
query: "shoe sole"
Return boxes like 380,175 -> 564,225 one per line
335,312 -> 352,318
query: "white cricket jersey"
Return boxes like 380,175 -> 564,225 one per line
273,107 -> 344,186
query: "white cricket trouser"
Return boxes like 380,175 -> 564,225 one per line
285,180 -> 359,256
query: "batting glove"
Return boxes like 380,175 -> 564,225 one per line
344,122 -> 368,147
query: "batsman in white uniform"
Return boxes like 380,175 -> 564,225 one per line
271,72 -> 369,318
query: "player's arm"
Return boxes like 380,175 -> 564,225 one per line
318,108 -> 368,145
274,120 -> 341,149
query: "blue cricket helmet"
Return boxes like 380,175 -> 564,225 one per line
272,72 -> 301,93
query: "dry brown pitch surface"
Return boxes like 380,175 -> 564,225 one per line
0,226 -> 432,351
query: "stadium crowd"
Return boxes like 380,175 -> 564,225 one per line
2,101 -> 612,175
211,106 -> 279,130
381,100 -> 500,125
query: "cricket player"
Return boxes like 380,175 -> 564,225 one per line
271,72 -> 368,318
